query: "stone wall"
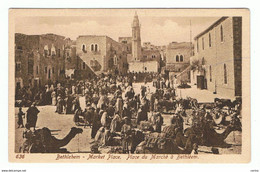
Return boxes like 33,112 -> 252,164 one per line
128,61 -> 159,73
166,42 -> 193,72
15,33 -> 69,88
191,17 -> 242,98
76,35 -> 128,75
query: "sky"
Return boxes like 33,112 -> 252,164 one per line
15,10 -> 220,46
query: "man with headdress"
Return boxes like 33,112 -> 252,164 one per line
73,96 -> 80,112
81,103 -> 91,126
26,102 -> 40,130
56,94 -> 63,114
136,106 -> 148,125
107,101 -> 115,117
91,109 -> 102,139
154,112 -> 164,133
17,107 -> 25,128
121,117 -> 132,154
122,103 -> 131,119
51,91 -> 56,106
110,113 -> 121,133
101,112 -> 108,128
115,96 -> 123,118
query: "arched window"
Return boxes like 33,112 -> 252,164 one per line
197,40 -> 199,52
180,55 -> 184,62
202,37 -> 204,50
114,55 -> 117,65
209,65 -> 212,82
57,49 -> 61,57
82,44 -> 86,52
220,25 -> 224,42
95,44 -> 98,52
224,64 -> 227,84
176,55 -> 179,62
91,44 -> 94,51
48,69 -> 51,79
44,45 -> 48,57
209,33 -> 211,47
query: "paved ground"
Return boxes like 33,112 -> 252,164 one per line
176,85 -> 235,103
14,82 -> 241,154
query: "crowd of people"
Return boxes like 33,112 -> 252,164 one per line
17,72 -> 242,154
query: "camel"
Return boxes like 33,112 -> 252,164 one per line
20,127 -> 83,153
184,119 -> 241,147
135,127 -> 199,154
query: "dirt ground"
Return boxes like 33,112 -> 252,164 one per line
14,82 -> 242,154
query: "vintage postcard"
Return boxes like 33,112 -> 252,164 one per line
8,9 -> 250,163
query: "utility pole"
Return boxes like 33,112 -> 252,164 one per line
190,19 -> 192,57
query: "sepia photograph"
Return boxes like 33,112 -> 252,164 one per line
8,8 -> 250,163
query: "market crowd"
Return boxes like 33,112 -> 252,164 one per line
17,72 -> 242,154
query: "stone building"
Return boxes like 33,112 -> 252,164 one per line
118,37 -> 132,54
76,35 -> 128,75
15,33 -> 72,89
190,17 -> 242,98
166,42 -> 193,72
128,13 -> 160,73
165,42 -> 193,83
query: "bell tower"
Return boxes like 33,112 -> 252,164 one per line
132,12 -> 142,61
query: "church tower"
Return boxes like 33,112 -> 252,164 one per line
132,12 -> 142,61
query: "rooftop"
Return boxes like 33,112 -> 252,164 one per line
194,17 -> 228,40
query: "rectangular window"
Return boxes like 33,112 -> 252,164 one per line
58,49 -> 61,57
224,64 -> 227,84
197,40 -> 199,52
209,33 -> 212,47
44,50 -> 48,57
114,57 -> 117,65
202,38 -> 204,50
36,65 -> 39,75
220,25 -> 224,42
209,66 -> 212,82
16,62 -> 21,72
45,67 -> 47,74
17,46 -> 23,50
28,59 -> 33,74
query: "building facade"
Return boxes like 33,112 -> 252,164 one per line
15,33 -> 72,89
190,17 -> 242,98
128,61 -> 159,73
76,35 -> 128,75
165,42 -> 193,83
118,37 -> 132,54
166,42 -> 193,73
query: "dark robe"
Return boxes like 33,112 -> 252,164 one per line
17,110 -> 25,126
91,112 -> 101,139
26,106 -> 40,128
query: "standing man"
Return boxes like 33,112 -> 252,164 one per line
17,107 -> 25,128
26,102 -> 40,130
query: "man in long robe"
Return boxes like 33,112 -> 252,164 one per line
26,103 -> 40,130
